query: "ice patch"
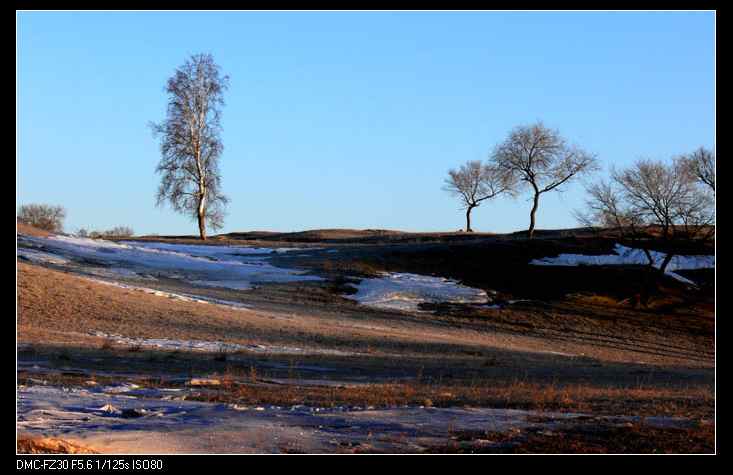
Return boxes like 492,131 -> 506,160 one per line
345,273 -> 488,312
529,244 -> 714,284
16,384 -> 698,453
17,247 -> 70,265
86,279 -> 253,309
85,267 -> 154,280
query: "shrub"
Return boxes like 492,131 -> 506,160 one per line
102,226 -> 134,238
17,204 -> 66,232
85,226 -> 134,239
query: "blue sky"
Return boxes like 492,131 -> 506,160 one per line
17,11 -> 715,235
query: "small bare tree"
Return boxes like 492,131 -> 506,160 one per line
151,53 -> 229,240
491,122 -> 598,238
680,147 -> 715,193
18,204 -> 66,232
576,158 -> 714,274
444,161 -> 515,232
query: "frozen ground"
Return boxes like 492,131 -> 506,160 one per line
16,232 -> 715,453
16,383 -> 693,453
344,273 -> 489,312
118,240 -> 303,256
17,235 -> 322,291
84,278 -> 254,309
530,244 -> 714,284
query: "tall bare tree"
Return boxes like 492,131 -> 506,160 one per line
491,122 -> 598,238
444,161 -> 515,232
576,158 -> 714,274
680,147 -> 715,193
151,53 -> 229,240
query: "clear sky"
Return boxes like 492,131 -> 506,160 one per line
17,11 -> 715,235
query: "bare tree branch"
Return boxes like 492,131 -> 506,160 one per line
679,147 -> 715,192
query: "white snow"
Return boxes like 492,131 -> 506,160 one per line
344,273 -> 488,312
530,244 -> 714,284
17,235 -> 322,290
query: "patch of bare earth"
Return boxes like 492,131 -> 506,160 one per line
17,261 -> 712,368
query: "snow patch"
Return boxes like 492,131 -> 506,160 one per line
89,331 -> 357,356
530,244 -> 714,284
17,235 -> 323,290
344,273 -> 488,312
530,244 -> 714,271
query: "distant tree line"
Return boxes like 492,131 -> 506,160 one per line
76,226 -> 135,239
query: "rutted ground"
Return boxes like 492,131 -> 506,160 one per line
16,229 -> 715,453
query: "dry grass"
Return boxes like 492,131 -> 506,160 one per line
420,422 -> 715,454
190,378 -> 713,419
16,222 -> 51,238
17,437 -> 98,454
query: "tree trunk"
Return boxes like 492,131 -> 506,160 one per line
528,192 -> 540,239
197,211 -> 207,240
197,193 -> 207,241
642,248 -> 655,268
195,144 -> 207,240
465,205 -> 475,233
659,252 -> 674,274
